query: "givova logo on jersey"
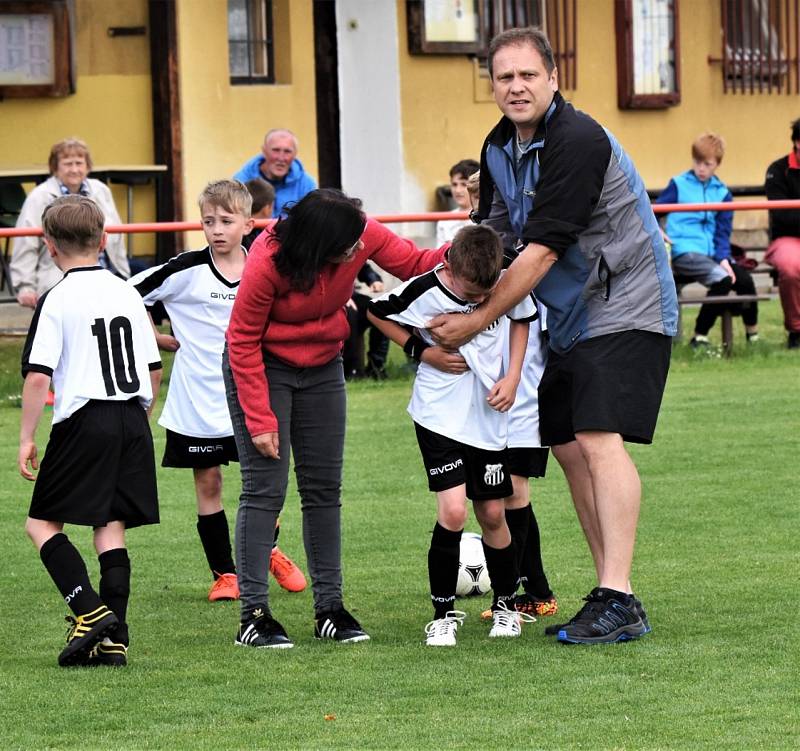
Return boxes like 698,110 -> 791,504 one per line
484,463 -> 505,486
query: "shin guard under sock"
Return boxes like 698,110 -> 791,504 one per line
521,504 -> 553,599
504,506 -> 530,591
197,510 -> 236,577
428,523 -> 462,618
482,539 -> 518,609
40,533 -> 103,616
98,547 -> 131,627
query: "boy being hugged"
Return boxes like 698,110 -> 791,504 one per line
130,179 -> 306,602
368,224 -> 537,646
464,172 -> 558,624
19,195 -> 162,667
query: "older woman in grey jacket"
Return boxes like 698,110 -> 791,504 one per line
10,138 -> 129,308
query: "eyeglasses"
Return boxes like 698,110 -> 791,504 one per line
342,225 -> 366,257
343,237 -> 361,257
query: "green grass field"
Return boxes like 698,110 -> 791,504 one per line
0,301 -> 797,750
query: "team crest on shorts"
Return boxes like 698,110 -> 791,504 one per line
483,463 -> 504,486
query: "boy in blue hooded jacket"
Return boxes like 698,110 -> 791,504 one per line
655,133 -> 759,346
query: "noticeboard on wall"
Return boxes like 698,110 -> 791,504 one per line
0,1 -> 74,98
407,0 -> 484,55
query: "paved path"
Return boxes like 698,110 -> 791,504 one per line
0,301 -> 33,337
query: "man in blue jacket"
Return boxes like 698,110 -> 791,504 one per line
428,27 -> 678,645
233,129 -> 317,217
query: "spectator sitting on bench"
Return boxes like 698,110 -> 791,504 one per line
655,132 -> 759,347
764,117 -> 800,349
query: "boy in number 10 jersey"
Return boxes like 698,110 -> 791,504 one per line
19,195 -> 162,667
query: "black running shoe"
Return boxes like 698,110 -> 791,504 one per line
314,606 -> 370,643
557,588 -> 647,644
547,593 -> 651,636
235,607 -> 293,649
58,605 -> 119,667
632,595 -> 652,634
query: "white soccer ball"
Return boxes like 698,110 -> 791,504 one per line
456,532 -> 491,597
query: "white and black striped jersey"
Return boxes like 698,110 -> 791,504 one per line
22,266 -> 161,424
370,263 -> 537,450
129,247 -> 244,438
506,301 -> 548,448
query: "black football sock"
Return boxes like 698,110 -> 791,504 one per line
197,510 -> 235,577
428,523 -> 462,618
40,533 -> 103,617
504,506 -> 530,592
271,518 -> 281,551
482,539 -> 518,610
521,503 -> 553,599
98,548 -> 131,628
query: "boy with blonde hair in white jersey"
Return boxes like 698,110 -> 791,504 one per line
130,179 -> 306,602
20,195 -> 162,667
368,224 -> 537,646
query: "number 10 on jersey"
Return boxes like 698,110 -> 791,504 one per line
91,317 -> 141,396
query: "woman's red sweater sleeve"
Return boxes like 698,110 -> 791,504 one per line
226,239 -> 280,437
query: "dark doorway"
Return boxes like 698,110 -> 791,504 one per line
149,0 -> 183,261
313,1 -> 341,189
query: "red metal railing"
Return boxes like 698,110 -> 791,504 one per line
1,202 -> 800,239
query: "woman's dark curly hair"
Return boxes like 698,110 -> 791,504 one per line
272,189 -> 366,291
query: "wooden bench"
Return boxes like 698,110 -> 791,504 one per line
676,293 -> 773,356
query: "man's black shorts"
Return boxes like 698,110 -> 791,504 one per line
414,423 -> 513,501
506,447 -> 549,478
29,399 -> 159,528
162,429 -> 239,469
538,330 -> 671,446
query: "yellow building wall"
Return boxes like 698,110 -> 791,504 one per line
176,0 -> 318,247
397,0 -> 798,213
0,0 -> 156,250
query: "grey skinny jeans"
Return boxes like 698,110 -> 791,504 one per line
223,346 -> 346,619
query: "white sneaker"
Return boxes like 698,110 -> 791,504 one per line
425,610 -> 466,647
489,600 -> 529,638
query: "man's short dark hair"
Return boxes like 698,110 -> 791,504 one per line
791,117 -> 800,143
488,27 -> 556,78
449,224 -> 503,290
449,159 -> 480,180
41,195 -> 105,252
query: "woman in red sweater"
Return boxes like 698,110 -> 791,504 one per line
224,189 -> 446,649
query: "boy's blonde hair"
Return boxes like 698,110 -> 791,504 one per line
41,195 -> 105,253
48,137 -> 93,174
691,133 -> 726,164
198,179 -> 253,218
449,224 -> 503,290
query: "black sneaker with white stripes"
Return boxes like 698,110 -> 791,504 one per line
235,607 -> 293,649
314,606 -> 370,643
